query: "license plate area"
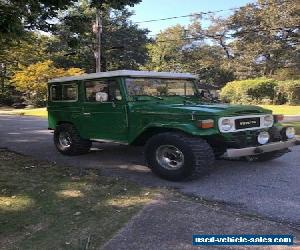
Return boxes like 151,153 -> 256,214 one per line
235,117 -> 260,130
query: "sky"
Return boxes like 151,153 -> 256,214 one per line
129,0 -> 256,36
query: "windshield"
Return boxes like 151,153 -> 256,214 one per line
125,78 -> 197,98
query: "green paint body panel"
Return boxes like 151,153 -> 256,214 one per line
47,76 -> 274,145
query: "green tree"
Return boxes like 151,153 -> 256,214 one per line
185,18 -> 235,85
228,0 -> 300,78
0,33 -> 50,69
144,24 -> 234,86
0,0 -> 74,40
143,25 -> 189,72
89,0 -> 141,10
49,1 -> 149,72
0,32 -> 52,104
182,45 -> 234,86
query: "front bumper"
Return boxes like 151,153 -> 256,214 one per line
223,138 -> 298,158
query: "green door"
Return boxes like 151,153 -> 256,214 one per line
81,78 -> 128,142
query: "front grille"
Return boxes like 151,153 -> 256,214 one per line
218,115 -> 269,133
235,117 -> 260,130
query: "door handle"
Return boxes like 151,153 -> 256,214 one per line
83,112 -> 91,116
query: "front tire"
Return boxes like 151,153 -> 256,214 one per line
54,124 -> 91,156
145,132 -> 215,181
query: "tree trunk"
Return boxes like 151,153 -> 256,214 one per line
0,63 -> 6,94
219,37 -> 231,59
95,9 -> 102,72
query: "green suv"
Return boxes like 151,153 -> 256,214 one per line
47,70 -> 297,181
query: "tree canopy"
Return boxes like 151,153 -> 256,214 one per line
144,24 -> 235,86
0,0 -> 142,40
0,0 -> 75,40
228,0 -> 299,77
144,0 -> 299,85
90,0 -> 141,9
49,1 -> 149,72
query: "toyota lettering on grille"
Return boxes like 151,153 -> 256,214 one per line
240,120 -> 258,126
235,117 -> 260,129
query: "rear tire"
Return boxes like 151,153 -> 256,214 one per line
145,132 -> 215,181
54,124 -> 91,156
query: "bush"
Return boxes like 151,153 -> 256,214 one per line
275,80 -> 300,105
220,78 -> 300,105
0,87 -> 19,106
220,78 -> 277,104
0,92 -> 14,105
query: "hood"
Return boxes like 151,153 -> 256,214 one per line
130,102 -> 271,117
171,103 -> 270,116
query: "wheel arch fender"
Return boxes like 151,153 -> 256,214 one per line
55,121 -> 88,139
130,123 -> 196,146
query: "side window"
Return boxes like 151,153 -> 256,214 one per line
50,83 -> 77,101
51,85 -> 62,101
85,80 -> 108,102
85,80 -> 122,102
62,84 -> 77,101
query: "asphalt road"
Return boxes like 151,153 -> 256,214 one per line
0,115 -> 299,226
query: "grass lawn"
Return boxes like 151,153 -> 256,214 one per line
0,107 -> 47,117
0,150 -> 153,249
259,105 -> 300,115
282,121 -> 300,135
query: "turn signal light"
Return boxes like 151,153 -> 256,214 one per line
274,114 -> 284,122
197,119 -> 214,129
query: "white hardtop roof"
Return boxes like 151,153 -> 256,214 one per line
48,70 -> 197,83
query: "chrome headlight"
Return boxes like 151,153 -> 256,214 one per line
285,127 -> 295,139
263,114 -> 274,127
220,118 -> 234,131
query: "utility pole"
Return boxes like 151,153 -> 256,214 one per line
93,8 -> 102,72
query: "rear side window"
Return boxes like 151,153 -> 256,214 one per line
51,85 -> 62,101
50,83 -> 78,101
62,84 -> 77,100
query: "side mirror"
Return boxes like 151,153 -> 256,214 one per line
95,92 -> 108,102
